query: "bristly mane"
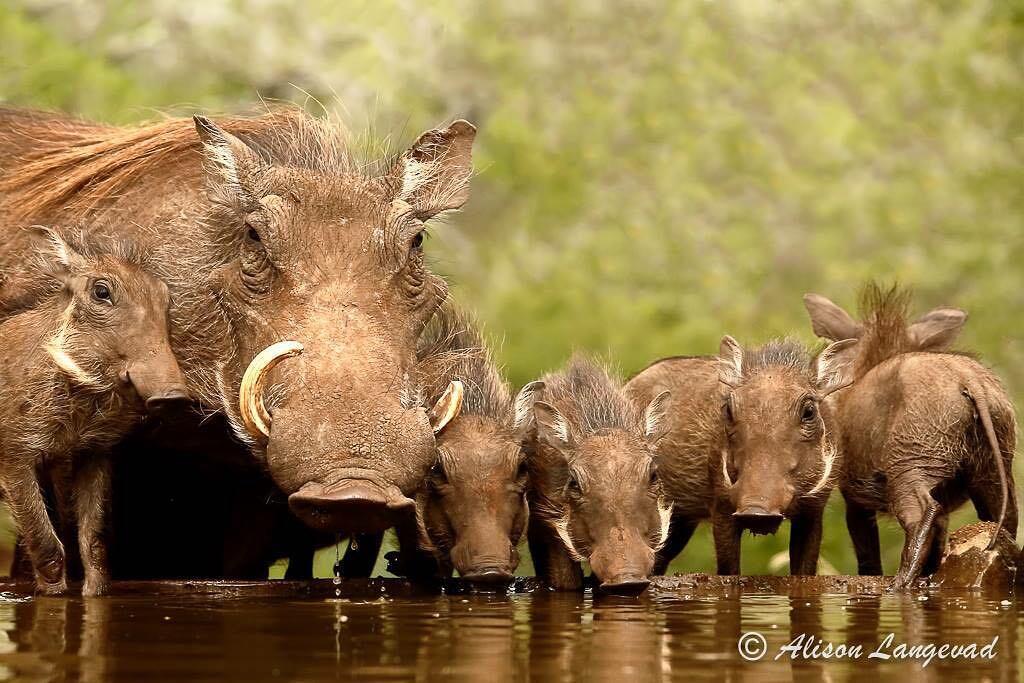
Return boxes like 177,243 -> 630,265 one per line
543,355 -> 637,437
855,282 -> 912,378
741,342 -> 811,378
0,105 -> 370,221
741,338 -> 812,380
416,305 -> 512,423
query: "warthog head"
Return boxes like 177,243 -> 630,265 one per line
191,114 -> 476,534
411,307 -> 532,585
716,336 -> 856,534
531,357 -> 672,593
31,226 -> 188,409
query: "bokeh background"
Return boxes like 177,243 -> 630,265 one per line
1,0 -> 1021,577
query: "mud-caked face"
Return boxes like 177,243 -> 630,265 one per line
192,116 -> 476,535
556,431 -> 670,590
717,336 -> 856,535
37,230 -> 188,410
420,417 -> 529,583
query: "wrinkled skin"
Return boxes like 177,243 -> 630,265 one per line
805,289 -> 1017,588
525,356 -> 671,593
627,337 -> 854,576
0,228 -> 187,594
408,417 -> 529,583
0,108 -> 476,576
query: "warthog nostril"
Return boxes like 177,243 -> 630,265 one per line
733,507 -> 785,535
145,389 -> 190,413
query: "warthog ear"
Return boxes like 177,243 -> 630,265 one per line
642,390 -> 672,443
28,225 -> 86,274
533,401 -> 574,450
193,115 -> 260,200
718,335 -> 744,387
394,120 -> 476,219
512,380 -> 545,433
803,293 -> 863,342
429,380 -> 464,435
908,307 -> 967,351
815,338 -> 858,396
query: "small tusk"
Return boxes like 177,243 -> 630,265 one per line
806,440 -> 837,497
720,449 -> 734,488
430,380 -> 464,434
239,341 -> 303,440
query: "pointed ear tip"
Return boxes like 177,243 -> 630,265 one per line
449,119 -> 477,135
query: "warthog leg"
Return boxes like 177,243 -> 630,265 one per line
844,497 -> 882,576
74,455 -> 111,596
1,466 -> 67,594
712,504 -> 742,575
892,492 -> 941,590
339,533 -> 384,578
921,512 -> 949,577
789,509 -> 824,576
653,515 -> 698,575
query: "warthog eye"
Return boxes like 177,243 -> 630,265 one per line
410,230 -> 426,251
565,474 -> 582,497
516,459 -> 529,481
800,401 -> 817,423
648,469 -> 659,487
246,226 -> 261,243
91,280 -> 112,303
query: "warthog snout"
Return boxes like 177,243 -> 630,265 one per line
452,535 -> 519,586
144,388 -> 191,412
288,480 -> 416,534
120,359 -> 189,413
597,575 -> 652,595
733,506 -> 786,535
589,526 -> 655,594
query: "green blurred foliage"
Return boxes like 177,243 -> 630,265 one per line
1,0 -> 1022,577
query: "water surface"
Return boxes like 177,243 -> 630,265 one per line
0,579 -> 1018,681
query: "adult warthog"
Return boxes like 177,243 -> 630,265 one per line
0,106 -> 476,576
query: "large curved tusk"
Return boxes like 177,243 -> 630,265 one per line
239,341 -> 304,440
430,380 -> 464,434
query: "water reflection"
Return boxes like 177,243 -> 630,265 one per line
0,584 -> 1017,681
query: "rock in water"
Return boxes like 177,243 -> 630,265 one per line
933,522 -> 1019,591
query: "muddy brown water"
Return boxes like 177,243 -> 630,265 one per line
0,577 -> 1018,682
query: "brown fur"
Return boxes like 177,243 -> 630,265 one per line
0,227 -> 186,595
380,306 -> 529,582
804,285 -> 1017,587
524,355 -> 671,591
628,338 -> 853,576
0,106 -> 477,577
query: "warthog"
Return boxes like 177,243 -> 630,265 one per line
626,337 -> 855,575
804,284 -> 1017,588
524,355 -> 672,593
381,306 -> 531,586
0,227 -> 187,594
0,106 -> 476,576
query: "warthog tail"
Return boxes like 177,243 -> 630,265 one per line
964,382 -> 1010,551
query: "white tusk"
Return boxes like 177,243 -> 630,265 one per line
239,341 -> 303,440
430,380 -> 464,434
720,449 -> 734,488
806,439 -> 837,497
